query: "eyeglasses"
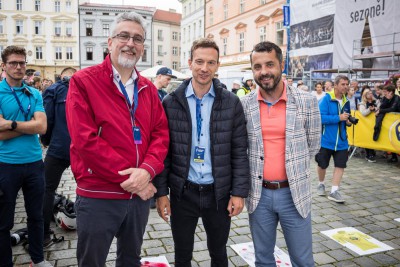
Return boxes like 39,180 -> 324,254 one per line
112,33 -> 145,45
6,61 -> 27,68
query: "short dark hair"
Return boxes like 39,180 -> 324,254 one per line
334,75 -> 349,85
383,84 -> 395,93
1,46 -> 26,63
250,41 -> 283,65
190,38 -> 219,61
315,82 -> 323,88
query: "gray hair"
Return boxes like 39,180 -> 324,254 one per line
334,75 -> 349,85
111,11 -> 147,38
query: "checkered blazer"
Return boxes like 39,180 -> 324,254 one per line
240,86 -> 321,218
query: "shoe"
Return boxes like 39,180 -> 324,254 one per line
328,191 -> 345,203
388,157 -> 398,163
30,261 -> 53,267
366,156 -> 376,163
317,184 -> 326,196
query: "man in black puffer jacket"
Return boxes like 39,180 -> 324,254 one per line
154,38 -> 249,267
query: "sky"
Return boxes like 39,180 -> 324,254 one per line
85,0 -> 182,13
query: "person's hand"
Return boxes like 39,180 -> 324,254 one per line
0,117 -> 11,132
339,113 -> 349,121
156,196 -> 171,222
119,168 -> 151,194
227,196 -> 244,217
369,106 -> 375,111
136,183 -> 157,201
375,110 -> 380,116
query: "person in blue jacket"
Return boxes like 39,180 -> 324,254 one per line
315,75 -> 352,203
40,67 -> 76,245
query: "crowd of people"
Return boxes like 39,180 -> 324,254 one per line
1,10 -> 400,267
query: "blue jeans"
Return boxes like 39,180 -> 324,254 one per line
0,160 -> 45,267
75,196 -> 150,267
249,187 -> 314,267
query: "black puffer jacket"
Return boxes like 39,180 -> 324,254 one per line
154,78 -> 249,201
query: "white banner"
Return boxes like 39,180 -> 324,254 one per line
332,0 -> 396,69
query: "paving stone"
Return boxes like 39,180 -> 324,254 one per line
326,249 -> 353,261
352,257 -> 380,267
370,253 -> 399,265
314,253 -> 336,265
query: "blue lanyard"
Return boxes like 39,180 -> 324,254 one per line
118,79 -> 139,122
8,85 -> 31,121
195,97 -> 202,143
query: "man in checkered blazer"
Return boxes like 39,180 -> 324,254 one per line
240,41 -> 321,267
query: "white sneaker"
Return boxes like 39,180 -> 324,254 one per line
30,261 -> 53,267
328,191 -> 345,203
317,184 -> 326,196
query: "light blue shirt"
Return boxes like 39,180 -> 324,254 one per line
0,79 -> 45,164
186,81 -> 215,184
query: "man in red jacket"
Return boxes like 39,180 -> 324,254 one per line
66,12 -> 169,267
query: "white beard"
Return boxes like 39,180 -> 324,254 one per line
118,53 -> 137,69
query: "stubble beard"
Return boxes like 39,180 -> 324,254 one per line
256,72 -> 282,94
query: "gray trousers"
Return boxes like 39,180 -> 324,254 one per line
75,196 -> 150,267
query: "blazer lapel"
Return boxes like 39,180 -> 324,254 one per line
249,90 -> 263,146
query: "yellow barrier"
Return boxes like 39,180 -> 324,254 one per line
348,111 -> 400,153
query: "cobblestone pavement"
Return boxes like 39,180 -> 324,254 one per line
11,153 -> 400,266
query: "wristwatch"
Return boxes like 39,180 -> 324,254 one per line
11,121 -> 17,131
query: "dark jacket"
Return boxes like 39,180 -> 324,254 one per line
379,95 -> 400,115
154,78 -> 249,201
41,79 -> 70,160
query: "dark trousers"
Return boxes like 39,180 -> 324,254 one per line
42,155 -> 70,236
75,196 -> 150,267
373,113 -> 385,141
170,182 -> 231,267
0,160 -> 45,267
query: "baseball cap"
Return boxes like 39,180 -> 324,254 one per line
156,67 -> 177,79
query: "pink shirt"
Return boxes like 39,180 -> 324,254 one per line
257,85 -> 288,182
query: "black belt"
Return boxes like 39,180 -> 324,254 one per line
262,180 -> 289,190
184,180 -> 214,192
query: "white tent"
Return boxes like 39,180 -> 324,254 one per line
140,65 -> 190,80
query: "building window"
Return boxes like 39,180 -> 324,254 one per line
16,20 -> 23,34
16,0 -> 22,10
55,47 -> 62,60
183,28 -> 186,43
199,20 -> 202,37
86,47 -> 93,60
172,61 -> 178,70
54,22 -> 61,36
223,38 -> 227,56
102,24 -> 109,37
35,21 -> 42,35
103,48 -> 108,59
86,23 -> 93,36
36,46 -> 43,59
224,3 -> 228,20
209,8 -> 213,25
35,0 -> 40,11
66,1 -> 71,12
259,26 -> 266,42
102,13 -> 109,15
172,47 -> 178,56
66,47 -> 73,60
260,0 -> 266,4
157,29 -> 163,41
142,49 -> 147,62
0,0 -> 2,10
184,6 -> 186,17
194,0 -> 196,10
188,26 -> 191,41
0,46 -> 3,55
276,21 -> 284,45
239,32 -> 245,52
66,22 -> 72,36
172,31 -> 178,41
54,1 -> 60,12
193,22 -> 196,38
158,45 -> 163,56
0,21 -> 4,34
240,0 -> 245,13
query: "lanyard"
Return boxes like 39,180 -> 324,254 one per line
195,97 -> 202,143
118,79 -> 138,122
10,87 -> 31,121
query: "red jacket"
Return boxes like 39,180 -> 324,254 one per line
66,56 -> 169,199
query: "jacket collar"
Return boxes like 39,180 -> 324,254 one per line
173,78 -> 224,106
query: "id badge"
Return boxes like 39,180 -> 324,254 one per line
133,126 -> 142,144
193,146 -> 205,163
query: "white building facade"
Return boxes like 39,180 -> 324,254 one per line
0,0 -> 80,80
152,9 -> 181,70
79,3 -> 154,71
178,0 -> 204,76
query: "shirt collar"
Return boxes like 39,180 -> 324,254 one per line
111,65 -> 137,84
257,82 -> 288,105
185,80 -> 215,99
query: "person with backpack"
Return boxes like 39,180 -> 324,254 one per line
40,67 -> 77,247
